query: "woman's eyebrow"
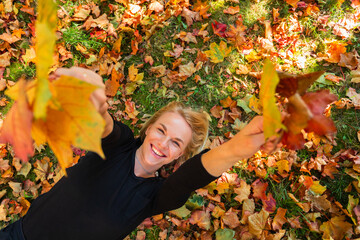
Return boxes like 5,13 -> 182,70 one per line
160,123 -> 184,144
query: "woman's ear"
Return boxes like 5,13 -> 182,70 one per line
145,124 -> 152,136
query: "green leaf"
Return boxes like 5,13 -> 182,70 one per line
260,59 -> 286,139
236,94 -> 253,113
169,205 -> 191,219
185,194 -> 204,210
215,228 -> 235,240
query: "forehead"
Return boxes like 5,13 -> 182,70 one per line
153,112 -> 192,142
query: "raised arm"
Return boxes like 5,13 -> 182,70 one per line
53,67 -> 114,138
201,116 -> 279,177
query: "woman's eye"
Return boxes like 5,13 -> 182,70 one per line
158,128 -> 164,134
173,141 -> 180,148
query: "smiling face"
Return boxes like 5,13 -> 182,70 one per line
137,111 -> 192,171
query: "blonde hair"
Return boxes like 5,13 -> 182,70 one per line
139,102 -> 209,163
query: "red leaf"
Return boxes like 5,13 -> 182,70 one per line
252,179 -> 268,201
262,193 -> 276,213
302,90 -> 337,115
212,21 -> 227,38
281,131 -> 306,150
306,115 -> 337,135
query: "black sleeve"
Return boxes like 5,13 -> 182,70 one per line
151,149 -> 219,215
101,118 -> 135,159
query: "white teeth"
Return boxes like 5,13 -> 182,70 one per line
152,145 -> 164,157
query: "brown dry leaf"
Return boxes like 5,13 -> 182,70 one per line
248,209 -> 269,238
181,7 -> 201,26
148,1 -> 163,13
0,52 -> 11,68
234,179 -> 251,203
346,88 -> 360,108
144,55 -> 154,66
320,215 -> 352,240
223,6 -> 240,15
222,209 -> 240,229
305,192 -> 331,211
241,198 -> 255,224
338,50 -> 359,70
189,210 -> 211,230
8,181 -> 22,197
179,62 -> 197,78
272,207 -> 287,231
72,5 -> 91,21
0,33 -> 20,44
150,65 -> 167,77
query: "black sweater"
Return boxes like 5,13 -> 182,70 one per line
22,120 -> 218,240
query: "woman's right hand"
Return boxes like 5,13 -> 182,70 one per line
52,67 -> 113,138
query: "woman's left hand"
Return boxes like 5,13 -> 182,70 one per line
202,116 -> 281,177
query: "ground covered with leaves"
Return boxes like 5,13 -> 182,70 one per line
1,0 -> 360,239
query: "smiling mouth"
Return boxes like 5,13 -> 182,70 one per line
151,144 -> 166,157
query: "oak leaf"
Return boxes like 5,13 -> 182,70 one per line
205,41 -> 232,63
260,60 -> 285,139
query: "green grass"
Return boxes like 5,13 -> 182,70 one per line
332,108 -> 360,152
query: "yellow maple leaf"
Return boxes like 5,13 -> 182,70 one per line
128,64 -> 144,83
260,59 -> 286,139
310,181 -> 326,195
204,41 -> 232,63
34,0 -> 58,120
276,160 -> 289,174
32,75 -> 105,172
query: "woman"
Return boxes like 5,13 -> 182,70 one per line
1,67 -> 277,240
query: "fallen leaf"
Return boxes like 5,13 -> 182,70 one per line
212,21 -> 227,38
0,52 -> 11,68
248,209 -> 269,238
204,41 -> 232,63
310,181 -> 326,195
0,80 -> 34,161
320,216 -> 352,240
272,207 -> 287,231
189,210 -> 211,230
252,179 -> 268,201
234,179 -> 251,203
223,6 -> 240,15
215,228 -> 235,240
181,7 -> 201,26
0,33 -> 20,44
